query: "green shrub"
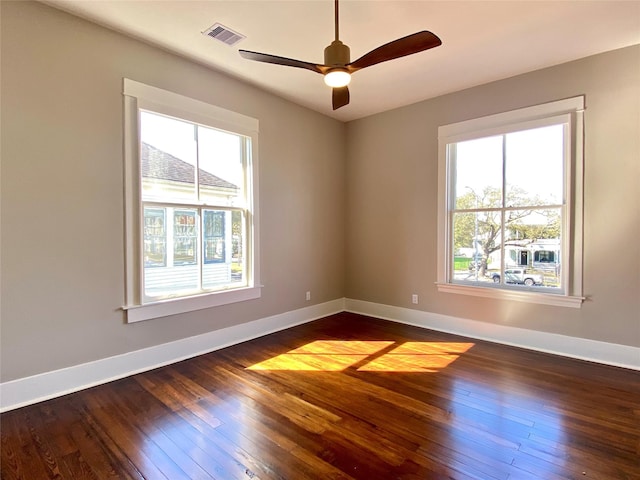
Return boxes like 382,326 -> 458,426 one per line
454,257 -> 471,270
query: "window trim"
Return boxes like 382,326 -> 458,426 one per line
436,97 -> 585,308
123,79 -> 260,322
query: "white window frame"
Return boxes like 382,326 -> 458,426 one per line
436,97 -> 585,308
122,79 -> 260,322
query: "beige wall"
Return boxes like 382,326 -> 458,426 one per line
0,1 -> 346,382
346,44 -> 640,348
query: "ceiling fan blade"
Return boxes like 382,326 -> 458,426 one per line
332,86 -> 350,110
239,50 -> 326,74
347,31 -> 441,72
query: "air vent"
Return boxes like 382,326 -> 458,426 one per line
203,23 -> 245,46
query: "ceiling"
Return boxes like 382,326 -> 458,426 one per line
43,1 -> 640,122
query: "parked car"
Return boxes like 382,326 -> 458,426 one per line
491,269 -> 543,286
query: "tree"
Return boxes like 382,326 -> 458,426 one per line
509,214 -> 560,241
454,187 -> 560,276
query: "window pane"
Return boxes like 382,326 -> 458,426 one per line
197,126 -> 243,205
173,210 -> 198,266
452,211 -> 496,284
452,202 -> 563,289
143,207 -> 166,267
454,136 -> 503,209
143,207 -> 199,298
140,111 -> 197,202
505,209 -> 561,247
500,209 -> 562,289
202,209 -> 246,289
505,125 -> 564,207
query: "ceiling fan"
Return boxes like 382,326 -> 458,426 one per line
239,0 -> 442,110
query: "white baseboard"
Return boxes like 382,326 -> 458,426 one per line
0,298 -> 345,412
3,297 -> 637,412
345,299 -> 640,371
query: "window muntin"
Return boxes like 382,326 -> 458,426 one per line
437,97 -> 584,307
123,79 -> 260,322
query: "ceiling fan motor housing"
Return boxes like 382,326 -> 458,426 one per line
324,40 -> 350,67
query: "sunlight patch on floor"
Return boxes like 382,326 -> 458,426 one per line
247,341 -> 393,371
246,341 -> 474,372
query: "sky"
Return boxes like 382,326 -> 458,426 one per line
140,110 -> 244,186
454,123 -> 564,208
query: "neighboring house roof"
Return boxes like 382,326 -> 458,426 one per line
141,142 -> 238,190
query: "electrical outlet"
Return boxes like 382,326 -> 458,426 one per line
412,294 -> 418,304
306,291 -> 311,301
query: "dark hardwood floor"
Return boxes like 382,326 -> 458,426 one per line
2,312 -> 639,479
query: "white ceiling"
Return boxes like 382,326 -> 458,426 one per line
43,1 -> 640,122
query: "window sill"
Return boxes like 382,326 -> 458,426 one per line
436,282 -> 584,308
124,286 -> 262,323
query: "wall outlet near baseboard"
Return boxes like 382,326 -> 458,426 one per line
306,291 -> 311,301
412,294 -> 419,304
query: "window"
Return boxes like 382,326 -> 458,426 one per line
123,79 -> 260,322
437,97 -> 584,307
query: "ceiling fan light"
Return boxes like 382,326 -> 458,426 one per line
324,70 -> 351,88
